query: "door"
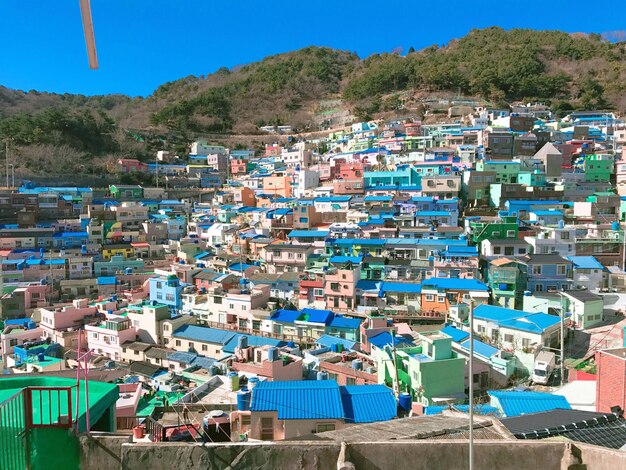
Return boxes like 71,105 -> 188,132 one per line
260,417 -> 274,440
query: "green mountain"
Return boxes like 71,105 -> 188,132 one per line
0,27 -> 624,177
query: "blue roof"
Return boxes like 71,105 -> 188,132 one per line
271,309 -> 302,323
229,262 -> 254,272
424,404 -> 500,416
97,276 -> 117,286
340,385 -> 397,423
473,305 -> 529,322
194,251 -> 211,260
441,325 -> 469,343
531,210 -> 563,216
566,256 -> 604,270
415,211 -> 452,217
287,230 -> 330,238
316,335 -> 358,350
167,351 -> 198,364
330,238 -> 386,246
460,339 -> 499,359
421,278 -> 489,291
364,195 -> 392,202
329,315 -> 362,329
498,314 -> 560,334
381,282 -> 422,294
489,390 -> 571,417
369,331 -> 414,349
172,325 -> 236,345
329,255 -> 362,264
250,380 -> 345,420
473,305 -> 560,333
315,196 -> 352,203
222,334 -> 286,354
301,308 -> 334,325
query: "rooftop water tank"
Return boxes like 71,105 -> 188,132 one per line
612,221 -> 620,231
238,335 -> 248,350
267,347 -> 279,362
227,371 -> 240,391
237,388 -> 251,411
558,220 -> 565,229
398,392 -> 412,412
248,377 -> 259,389
317,371 -> 328,381
352,359 -> 363,371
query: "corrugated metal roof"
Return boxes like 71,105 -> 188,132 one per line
250,380 -> 345,420
460,339 -> 499,359
441,325 -> 469,344
172,325 -> 236,345
489,390 -> 571,417
329,315 -> 362,330
340,385 -> 397,423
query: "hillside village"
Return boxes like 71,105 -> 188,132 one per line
2,102 -> 626,467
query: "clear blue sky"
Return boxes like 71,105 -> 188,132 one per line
1,0 -> 625,97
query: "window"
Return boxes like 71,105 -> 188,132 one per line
241,414 -> 251,426
165,293 -> 175,302
504,247 -> 514,256
156,282 -> 162,289
493,247 -> 502,255
229,304 -> 235,310
156,293 -> 163,300
314,288 -> 323,297
426,294 -> 434,301
504,334 -> 514,343
163,324 -> 169,332
492,232 -> 500,237
561,232 -> 570,240
519,248 -> 526,254
532,265 -> 542,275
557,265 -> 566,275
346,377 -> 356,386
506,230 -> 515,237
316,424 -> 336,433
175,340 -> 181,347
438,296 -> 445,303
288,252 -> 294,259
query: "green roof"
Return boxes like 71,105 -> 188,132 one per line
0,376 -> 118,433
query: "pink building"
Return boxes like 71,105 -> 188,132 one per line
118,159 -> 148,173
324,265 -> 360,312
85,317 -> 137,361
320,356 -> 377,385
116,382 -> 143,429
40,299 -> 99,349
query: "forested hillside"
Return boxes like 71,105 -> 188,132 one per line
0,27 -> 624,177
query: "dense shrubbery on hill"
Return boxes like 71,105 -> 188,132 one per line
0,28 -> 624,176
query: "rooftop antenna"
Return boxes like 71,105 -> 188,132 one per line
79,0 -> 99,69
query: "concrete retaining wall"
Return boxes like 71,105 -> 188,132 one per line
80,436 -> 626,470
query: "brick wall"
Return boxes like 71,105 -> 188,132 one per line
596,349 -> 626,413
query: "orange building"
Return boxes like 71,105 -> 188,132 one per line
263,175 -> 292,198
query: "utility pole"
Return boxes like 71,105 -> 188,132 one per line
5,140 -> 9,188
559,292 -> 566,386
468,299 -> 474,470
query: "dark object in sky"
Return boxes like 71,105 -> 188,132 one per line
79,0 -> 98,69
